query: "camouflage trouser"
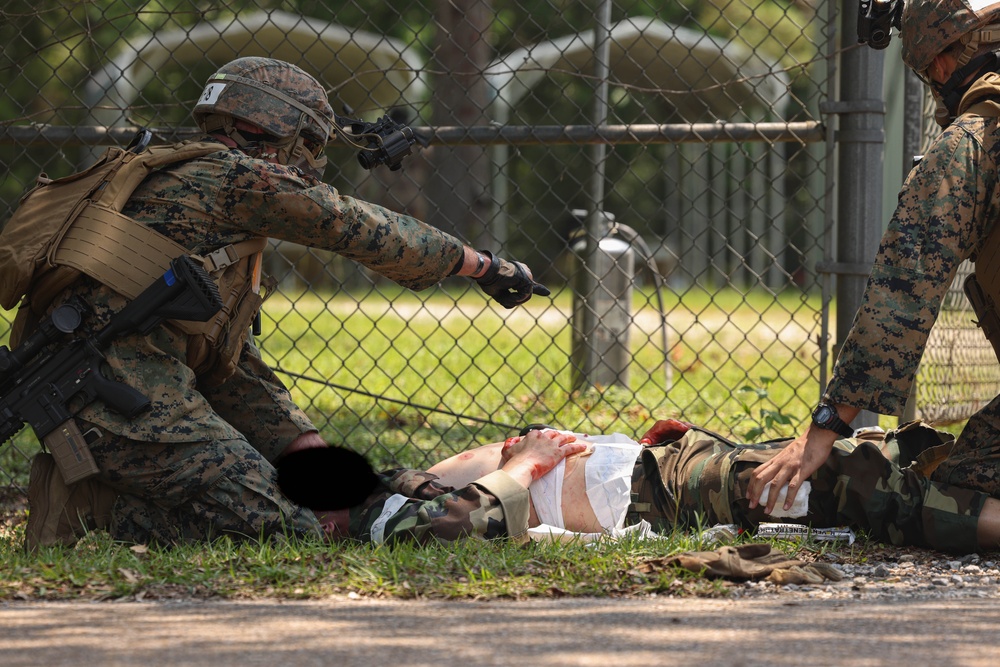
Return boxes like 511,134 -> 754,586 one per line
82,354 -> 321,544
629,425 -> 988,553
933,392 -> 1000,496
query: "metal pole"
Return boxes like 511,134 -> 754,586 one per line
587,0 -> 612,217
571,0 -> 616,389
491,104 -> 512,250
0,122 -> 826,147
901,67 -> 925,424
835,0 -> 886,428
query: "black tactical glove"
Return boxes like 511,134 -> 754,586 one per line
476,250 -> 551,308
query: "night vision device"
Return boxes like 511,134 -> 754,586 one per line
858,0 -> 903,49
335,113 -> 420,172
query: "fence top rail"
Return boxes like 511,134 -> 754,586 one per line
0,122 -> 824,148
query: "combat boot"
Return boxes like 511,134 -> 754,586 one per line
25,452 -> 117,551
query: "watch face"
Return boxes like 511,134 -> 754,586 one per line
813,404 -> 834,425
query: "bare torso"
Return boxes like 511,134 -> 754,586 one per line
427,440 -> 604,533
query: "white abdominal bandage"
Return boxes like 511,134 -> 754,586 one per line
528,432 -> 642,532
529,459 -> 567,528
583,435 -> 643,530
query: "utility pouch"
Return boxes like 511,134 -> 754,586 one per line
42,419 -> 100,484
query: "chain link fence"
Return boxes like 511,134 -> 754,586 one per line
2,0 -> 840,498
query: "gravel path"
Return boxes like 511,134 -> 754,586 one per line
3,541 -> 1000,665
732,548 -> 1000,602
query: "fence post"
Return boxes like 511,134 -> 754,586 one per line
834,0 -> 886,428
901,67 -> 925,424
571,0 -> 616,390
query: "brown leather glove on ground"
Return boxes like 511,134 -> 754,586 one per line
631,543 -> 844,585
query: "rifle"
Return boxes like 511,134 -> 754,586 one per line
0,255 -> 222,483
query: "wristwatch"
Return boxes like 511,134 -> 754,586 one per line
811,403 -> 854,438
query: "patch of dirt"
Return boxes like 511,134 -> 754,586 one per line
727,545 -> 1000,602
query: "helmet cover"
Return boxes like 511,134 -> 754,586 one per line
193,57 -> 334,146
901,0 -> 1000,74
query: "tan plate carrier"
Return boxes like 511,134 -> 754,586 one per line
0,140 -> 271,386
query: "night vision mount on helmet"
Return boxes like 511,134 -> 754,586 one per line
334,112 -> 419,172
858,0 -> 1000,72
194,57 -> 421,175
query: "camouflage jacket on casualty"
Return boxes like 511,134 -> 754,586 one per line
825,74 -> 1000,415
41,139 -> 467,442
346,468 -> 530,544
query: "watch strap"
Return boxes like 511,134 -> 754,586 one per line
813,404 -> 854,438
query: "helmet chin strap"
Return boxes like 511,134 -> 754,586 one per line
272,113 -> 327,179
278,136 -> 327,179
935,51 -> 1000,122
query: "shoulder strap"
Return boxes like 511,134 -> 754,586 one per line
965,99 -> 1000,118
48,140 -> 262,300
94,140 -> 227,211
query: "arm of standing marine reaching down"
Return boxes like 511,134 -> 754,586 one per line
745,403 -> 861,514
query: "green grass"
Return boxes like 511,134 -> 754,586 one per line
0,284 -> 824,484
253,284 -> 825,469
1,521 -> 872,602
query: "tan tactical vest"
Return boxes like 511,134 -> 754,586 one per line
0,139 -> 272,387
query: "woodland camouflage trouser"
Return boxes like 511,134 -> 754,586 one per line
628,424 -> 988,554
87,433 -> 320,544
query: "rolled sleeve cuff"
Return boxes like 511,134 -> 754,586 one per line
824,373 -> 911,417
473,470 -> 531,543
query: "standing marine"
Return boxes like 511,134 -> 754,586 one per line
748,0 -> 1000,512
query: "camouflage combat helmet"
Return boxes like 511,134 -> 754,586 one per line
193,57 -> 334,175
901,0 -> 1000,76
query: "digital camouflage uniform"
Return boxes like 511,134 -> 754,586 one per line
35,144 -> 467,544
824,74 -> 1000,498
342,423 -> 988,553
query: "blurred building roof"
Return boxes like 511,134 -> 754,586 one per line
486,16 -> 790,122
85,10 -> 425,129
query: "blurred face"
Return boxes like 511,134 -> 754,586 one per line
927,51 -> 959,85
